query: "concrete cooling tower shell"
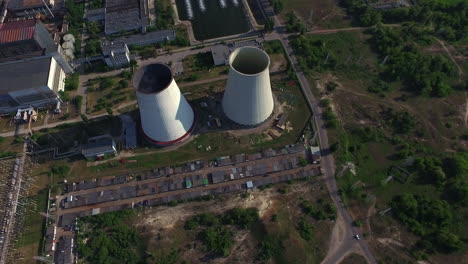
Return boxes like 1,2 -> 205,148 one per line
222,47 -> 274,126
133,64 -> 195,146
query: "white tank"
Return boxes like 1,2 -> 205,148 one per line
133,64 -> 195,146
63,34 -> 75,42
222,47 -> 274,126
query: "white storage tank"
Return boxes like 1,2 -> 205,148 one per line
133,64 -> 195,146
222,46 -> 274,126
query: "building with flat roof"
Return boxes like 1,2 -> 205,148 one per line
112,29 -> 175,47
102,41 -> 130,68
104,0 -> 149,35
0,55 -> 65,114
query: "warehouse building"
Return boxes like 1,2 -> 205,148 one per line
0,55 -> 65,114
104,0 -> 149,35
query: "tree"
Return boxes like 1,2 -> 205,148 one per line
264,18 -> 275,32
65,72 -> 79,91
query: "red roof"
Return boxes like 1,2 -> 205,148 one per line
0,19 -> 37,43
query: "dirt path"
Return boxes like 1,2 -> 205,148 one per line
435,38 -> 464,82
365,195 -> 376,240
465,92 -> 468,126
322,213 -> 348,262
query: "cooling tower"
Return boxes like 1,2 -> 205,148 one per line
133,64 -> 195,146
222,47 -> 274,126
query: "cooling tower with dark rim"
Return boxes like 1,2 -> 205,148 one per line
133,63 -> 195,146
222,46 -> 274,126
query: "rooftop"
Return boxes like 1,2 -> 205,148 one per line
104,0 -> 146,35
82,138 -> 116,156
0,56 -> 53,94
0,19 -> 36,43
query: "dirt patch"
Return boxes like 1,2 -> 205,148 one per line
133,179 -> 333,263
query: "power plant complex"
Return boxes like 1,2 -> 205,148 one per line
133,46 -> 273,146
133,63 -> 195,146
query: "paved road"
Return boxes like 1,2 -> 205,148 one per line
271,19 -> 377,264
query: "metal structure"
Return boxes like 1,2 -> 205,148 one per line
133,63 -> 195,146
222,46 -> 274,126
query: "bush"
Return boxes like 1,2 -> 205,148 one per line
326,82 -> 338,92
297,217 -> 313,241
13,137 -> 23,144
222,208 -> 259,229
0,136 -> 4,143
118,80 -> 129,89
201,226 -> 234,257
0,151 -> 16,158
99,78 -> 115,90
81,114 -> 89,122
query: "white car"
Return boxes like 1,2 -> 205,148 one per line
354,234 -> 360,240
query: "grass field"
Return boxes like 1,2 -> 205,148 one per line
177,52 -> 228,83
290,28 -> 468,263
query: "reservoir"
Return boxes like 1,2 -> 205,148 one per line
175,0 -> 250,41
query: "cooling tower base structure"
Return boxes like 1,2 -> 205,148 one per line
133,64 -> 195,146
222,47 -> 274,126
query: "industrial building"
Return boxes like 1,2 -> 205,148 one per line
111,29 -> 175,47
133,63 -> 195,146
0,55 -> 65,114
6,0 -> 55,17
222,46 -> 274,126
101,41 -> 130,68
0,18 -> 57,63
81,136 -> 117,159
104,0 -> 149,35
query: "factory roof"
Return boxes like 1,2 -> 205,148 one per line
8,0 -> 53,10
81,138 -> 116,157
101,41 -> 127,55
112,29 -> 175,47
0,19 -> 36,43
0,56 -> 53,94
105,0 -> 146,35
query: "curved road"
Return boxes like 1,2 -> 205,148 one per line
271,19 -> 377,264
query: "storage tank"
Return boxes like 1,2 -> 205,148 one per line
222,47 -> 274,126
133,64 -> 195,146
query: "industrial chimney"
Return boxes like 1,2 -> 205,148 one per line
222,46 -> 274,126
133,63 -> 195,146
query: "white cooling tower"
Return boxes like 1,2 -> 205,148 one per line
222,47 -> 274,126
133,64 -> 195,146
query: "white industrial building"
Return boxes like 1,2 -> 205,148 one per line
0,55 -> 65,114
222,47 -> 274,126
133,63 -> 195,146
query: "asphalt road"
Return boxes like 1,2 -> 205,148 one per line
272,20 -> 377,264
